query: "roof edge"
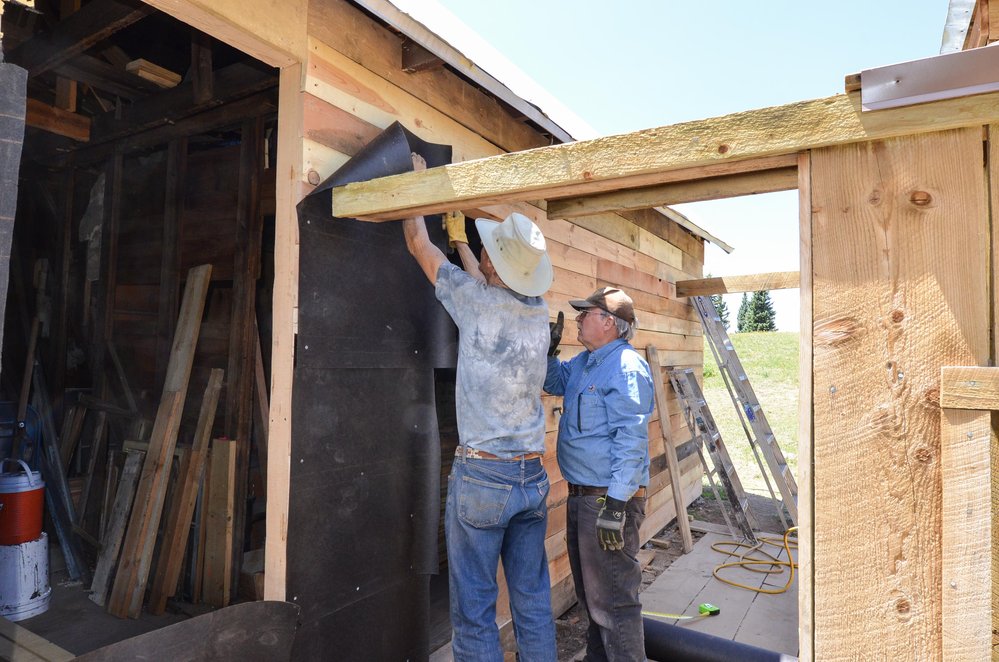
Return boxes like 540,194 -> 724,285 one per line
351,0 -> 575,143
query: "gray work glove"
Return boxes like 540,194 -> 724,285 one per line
596,495 -> 627,551
548,311 -> 564,357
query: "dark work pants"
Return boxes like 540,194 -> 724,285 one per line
566,494 -> 647,662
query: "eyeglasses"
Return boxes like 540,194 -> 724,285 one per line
576,309 -> 609,320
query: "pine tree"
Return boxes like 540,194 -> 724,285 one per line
736,292 -> 749,332
745,290 -> 777,332
710,292 -> 730,329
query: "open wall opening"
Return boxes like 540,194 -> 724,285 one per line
1,0 -> 279,653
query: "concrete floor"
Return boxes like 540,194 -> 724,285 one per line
12,541 -> 191,656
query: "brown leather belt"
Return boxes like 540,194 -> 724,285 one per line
568,484 -> 646,499
456,446 -> 544,461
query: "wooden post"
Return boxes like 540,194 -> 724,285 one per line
227,116 -> 264,594
265,62 -> 305,603
938,366 -> 995,661
809,130 -> 989,659
645,345 -> 693,554
796,149 -> 815,662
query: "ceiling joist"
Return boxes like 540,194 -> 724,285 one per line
331,89 -> 999,221
26,97 -> 90,141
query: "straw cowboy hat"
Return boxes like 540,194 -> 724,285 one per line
475,212 -> 553,297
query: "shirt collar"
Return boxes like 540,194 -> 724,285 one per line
585,338 -> 627,367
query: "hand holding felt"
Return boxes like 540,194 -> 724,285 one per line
443,211 -> 467,247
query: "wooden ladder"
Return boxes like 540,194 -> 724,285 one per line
668,367 -> 757,542
691,295 -> 798,529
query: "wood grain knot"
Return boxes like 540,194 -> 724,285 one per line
909,190 -> 933,207
814,316 -> 862,346
868,189 -> 883,206
923,387 -> 940,408
913,447 -> 932,463
890,309 -> 905,323
307,169 -> 321,186
582,170 -> 593,180
717,144 -> 730,154
895,598 -> 911,614
869,407 -> 894,434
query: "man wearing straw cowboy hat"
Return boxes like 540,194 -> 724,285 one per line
402,153 -> 557,661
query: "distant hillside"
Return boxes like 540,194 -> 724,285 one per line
701,331 -> 799,497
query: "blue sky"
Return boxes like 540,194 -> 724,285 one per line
432,1 -> 950,330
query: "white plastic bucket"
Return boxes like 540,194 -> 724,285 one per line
0,531 -> 51,621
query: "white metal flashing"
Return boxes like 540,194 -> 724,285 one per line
862,42 -> 999,111
940,0 -> 975,53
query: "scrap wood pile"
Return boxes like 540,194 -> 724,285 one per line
10,263 -> 270,618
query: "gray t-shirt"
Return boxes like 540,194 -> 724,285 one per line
435,262 -> 548,456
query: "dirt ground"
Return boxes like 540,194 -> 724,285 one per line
554,490 -> 789,661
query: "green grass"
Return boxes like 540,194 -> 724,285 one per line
701,331 -> 799,496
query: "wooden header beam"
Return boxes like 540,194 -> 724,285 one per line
675,271 -> 800,297
332,89 -> 999,221
548,167 -> 797,219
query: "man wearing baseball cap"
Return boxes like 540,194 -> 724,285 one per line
401,153 -> 556,661
544,286 -> 654,661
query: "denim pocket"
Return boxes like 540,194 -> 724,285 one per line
458,475 -> 512,528
578,392 -> 605,431
531,478 -> 551,519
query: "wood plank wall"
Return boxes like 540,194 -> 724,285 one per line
297,0 -> 707,623
809,128 -> 989,660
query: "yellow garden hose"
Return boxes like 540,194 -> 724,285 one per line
710,527 -> 798,595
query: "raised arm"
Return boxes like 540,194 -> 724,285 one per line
402,154 -> 446,284
446,212 -> 485,283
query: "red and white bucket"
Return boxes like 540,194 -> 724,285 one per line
0,458 -> 45,546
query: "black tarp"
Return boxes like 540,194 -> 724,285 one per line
290,123 -> 455,660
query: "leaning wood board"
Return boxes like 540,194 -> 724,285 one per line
809,128 -> 989,659
108,264 -> 212,618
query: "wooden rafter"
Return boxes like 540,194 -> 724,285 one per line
675,271 -> 800,297
7,0 -> 153,77
548,167 -> 798,219
331,89 -> 999,221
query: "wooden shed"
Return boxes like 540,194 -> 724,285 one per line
9,0 -> 999,659
0,0 -> 710,657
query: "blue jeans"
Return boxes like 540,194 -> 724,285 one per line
445,454 -> 557,662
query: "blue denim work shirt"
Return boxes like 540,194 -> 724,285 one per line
544,339 -> 654,502
436,263 -> 549,457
